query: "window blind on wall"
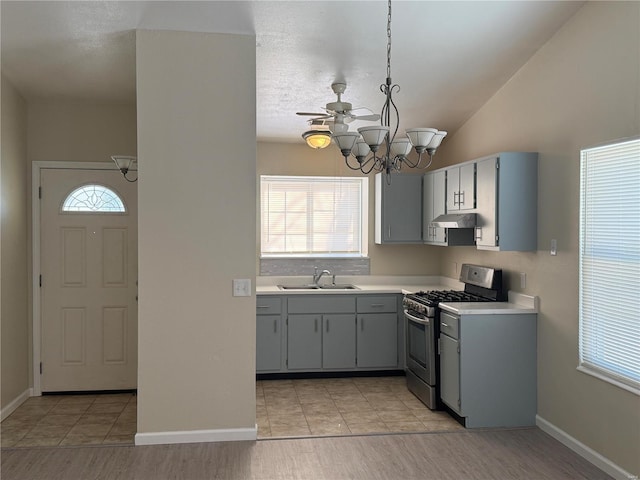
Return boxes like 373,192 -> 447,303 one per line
579,138 -> 640,394
260,175 -> 366,256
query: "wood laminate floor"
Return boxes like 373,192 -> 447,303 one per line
1,428 -> 612,480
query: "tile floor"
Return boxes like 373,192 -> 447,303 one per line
1,377 -> 462,447
257,376 -> 463,438
1,392 -> 136,448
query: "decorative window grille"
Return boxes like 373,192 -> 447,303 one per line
62,184 -> 126,213
579,137 -> 640,394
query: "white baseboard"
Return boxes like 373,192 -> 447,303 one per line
1,388 -> 32,421
135,426 -> 257,446
536,415 -> 637,480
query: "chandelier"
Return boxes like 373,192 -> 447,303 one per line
331,0 -> 447,175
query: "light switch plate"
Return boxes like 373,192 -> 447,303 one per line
233,279 -> 251,297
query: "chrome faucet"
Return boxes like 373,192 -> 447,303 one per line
313,267 -> 332,286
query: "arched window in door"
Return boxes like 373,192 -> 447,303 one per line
61,184 -> 126,213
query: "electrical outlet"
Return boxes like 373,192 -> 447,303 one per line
551,239 -> 557,256
233,279 -> 251,297
520,272 -> 526,289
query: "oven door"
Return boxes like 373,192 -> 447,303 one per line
404,309 -> 436,386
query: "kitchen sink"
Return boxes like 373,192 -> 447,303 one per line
318,284 -> 359,290
277,284 -> 359,290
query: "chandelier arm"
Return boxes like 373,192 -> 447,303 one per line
343,155 -> 368,171
401,155 -> 420,168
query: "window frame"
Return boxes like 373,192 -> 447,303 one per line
578,136 -> 640,395
260,175 -> 369,259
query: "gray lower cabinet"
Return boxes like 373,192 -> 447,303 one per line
355,295 -> 399,368
257,293 -> 401,374
357,313 -> 398,368
287,295 -> 357,371
439,309 -> 537,428
287,314 -> 323,370
323,314 -> 357,369
439,325 -> 460,412
256,296 -> 284,373
286,313 -> 357,370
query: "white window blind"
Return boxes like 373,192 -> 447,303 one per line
261,175 -> 367,257
579,138 -> 640,394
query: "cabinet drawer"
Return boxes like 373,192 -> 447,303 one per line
288,295 -> 356,314
256,296 -> 282,315
356,295 -> 397,313
440,311 -> 459,339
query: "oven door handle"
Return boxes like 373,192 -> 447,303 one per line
404,309 -> 431,326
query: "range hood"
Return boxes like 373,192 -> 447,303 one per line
431,213 -> 476,228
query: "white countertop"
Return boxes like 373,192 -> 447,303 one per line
439,291 -> 539,315
255,275 -> 462,295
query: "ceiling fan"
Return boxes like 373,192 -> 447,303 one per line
297,82 -> 380,135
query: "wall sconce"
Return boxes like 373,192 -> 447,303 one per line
111,155 -> 138,182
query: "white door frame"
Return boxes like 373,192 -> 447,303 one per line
31,161 -> 136,395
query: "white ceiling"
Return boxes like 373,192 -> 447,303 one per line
1,1 -> 584,144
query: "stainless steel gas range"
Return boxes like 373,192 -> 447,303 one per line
402,264 -> 503,409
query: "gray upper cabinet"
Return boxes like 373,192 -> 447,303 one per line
423,170 -> 475,247
375,172 -> 423,244
474,152 -> 538,251
446,163 -> 475,211
423,170 -> 447,244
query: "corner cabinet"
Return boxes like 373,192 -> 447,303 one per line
375,173 -> 423,244
474,152 -> 538,251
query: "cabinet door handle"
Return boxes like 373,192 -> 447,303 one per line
475,227 -> 482,240
273,319 -> 278,333
257,305 -> 270,309
453,191 -> 459,205
459,190 -> 465,206
442,322 -> 449,327
326,318 -> 329,333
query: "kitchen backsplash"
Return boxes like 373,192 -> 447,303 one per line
260,258 -> 370,276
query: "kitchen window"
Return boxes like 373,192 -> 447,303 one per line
260,175 -> 368,257
579,137 -> 640,394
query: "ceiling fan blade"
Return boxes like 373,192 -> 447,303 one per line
353,114 -> 381,121
296,112 -> 327,116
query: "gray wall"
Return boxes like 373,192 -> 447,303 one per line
436,2 -> 640,475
